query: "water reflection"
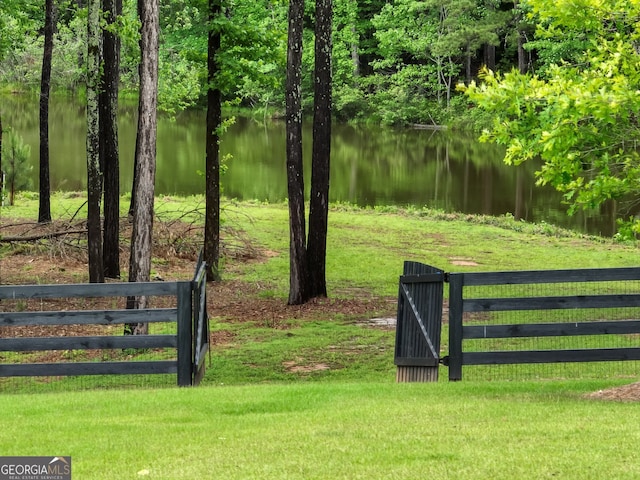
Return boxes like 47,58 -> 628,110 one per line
0,94 -> 619,236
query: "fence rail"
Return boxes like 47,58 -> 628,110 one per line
0,256 -> 209,387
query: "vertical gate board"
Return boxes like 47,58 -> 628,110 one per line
395,261 -> 444,382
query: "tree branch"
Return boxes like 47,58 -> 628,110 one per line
0,230 -> 86,242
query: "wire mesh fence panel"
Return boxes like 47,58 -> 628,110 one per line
0,374 -> 178,393
461,361 -> 640,382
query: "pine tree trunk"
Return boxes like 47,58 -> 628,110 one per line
484,44 -> 496,72
101,0 -> 122,279
86,0 -> 103,283
307,0 -> 332,298
126,0 -> 159,334
38,0 -> 54,224
517,33 -> 527,74
514,1 -> 528,74
204,0 -> 222,282
0,114 -> 3,198
350,26 -> 359,78
286,0 -> 308,305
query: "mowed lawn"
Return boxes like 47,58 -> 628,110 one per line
1,380 -> 639,479
2,196 -> 640,478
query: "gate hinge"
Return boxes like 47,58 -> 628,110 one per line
440,356 -> 450,366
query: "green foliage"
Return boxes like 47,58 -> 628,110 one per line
0,0 -> 41,63
0,0 -> 521,125
11,0 -> 640,135
370,0 -> 510,113
51,11 -> 86,91
159,53 -> 203,114
157,0 -> 286,112
0,11 -> 8,61
0,30 -> 41,87
332,82 -> 369,121
365,69 -> 441,125
464,0 -> 640,232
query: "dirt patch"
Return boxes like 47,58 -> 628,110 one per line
585,382 -> 640,402
282,360 -> 331,373
208,280 -> 395,327
449,257 -> 479,266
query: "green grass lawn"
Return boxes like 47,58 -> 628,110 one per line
2,194 -> 640,478
1,381 -> 639,479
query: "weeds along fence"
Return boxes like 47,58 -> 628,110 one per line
395,262 -> 640,382
0,258 -> 209,390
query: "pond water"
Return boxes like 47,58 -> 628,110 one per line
1,94 -> 619,236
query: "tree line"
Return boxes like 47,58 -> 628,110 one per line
2,0 -> 549,127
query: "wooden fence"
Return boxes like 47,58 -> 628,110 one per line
395,263 -> 640,381
0,258 -> 209,387
446,267 -> 640,380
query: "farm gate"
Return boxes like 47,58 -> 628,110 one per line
394,263 -> 640,381
0,255 -> 209,387
394,261 -> 445,381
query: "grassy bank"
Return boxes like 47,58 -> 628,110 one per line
1,194 -> 640,478
2,193 -> 640,386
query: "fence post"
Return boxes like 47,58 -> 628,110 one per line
448,273 -> 464,381
176,281 -> 193,386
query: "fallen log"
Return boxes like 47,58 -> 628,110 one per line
0,229 -> 86,242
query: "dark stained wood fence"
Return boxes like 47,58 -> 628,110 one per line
394,261 -> 445,382
394,263 -> 640,381
446,267 -> 640,381
0,258 -> 209,387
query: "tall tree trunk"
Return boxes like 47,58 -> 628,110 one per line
514,0 -> 528,74
484,44 -> 496,72
86,0 -> 103,282
100,0 -> 122,279
0,114 -> 3,199
465,44 -> 472,85
286,0 -> 308,305
204,0 -> 222,282
307,0 -> 332,298
350,26 -> 359,78
126,0 -> 159,335
517,32 -> 528,74
38,0 -> 54,224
